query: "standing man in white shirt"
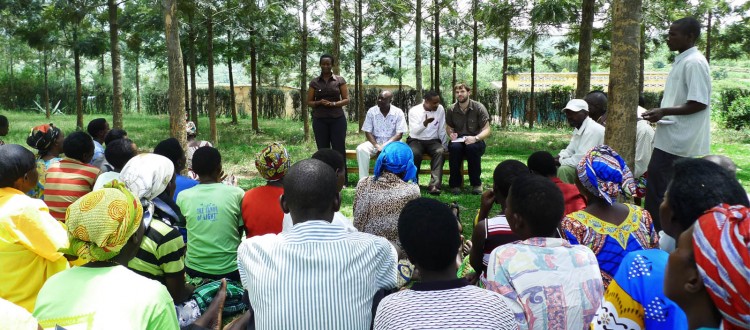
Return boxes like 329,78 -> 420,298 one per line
237,159 -> 397,330
642,17 -> 711,232
407,91 -> 447,195
555,99 -> 605,183
355,90 -> 408,180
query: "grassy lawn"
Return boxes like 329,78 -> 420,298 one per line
2,111 -> 748,239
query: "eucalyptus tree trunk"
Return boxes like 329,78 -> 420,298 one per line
433,0 -> 440,98
332,0 -> 341,75
605,0 -> 642,169
472,0 -> 478,95
575,0 -> 595,98
639,23 -> 646,94
109,0 -> 123,129
228,30 -> 237,125
251,32 -> 259,132
705,9 -> 712,63
183,60 -> 189,114
452,45 -> 457,103
206,14 -> 217,145
301,0 -> 310,141
415,0 -> 423,101
43,49 -> 50,118
429,32 -> 433,90
500,21 -> 509,128
135,54 -> 141,113
162,0 -> 187,150
74,30 -> 84,130
529,38 -> 536,129
356,0 -> 364,128
188,13 -> 198,124
398,30 -> 403,109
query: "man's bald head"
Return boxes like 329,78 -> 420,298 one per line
281,159 -> 340,224
377,90 -> 394,111
584,91 -> 608,122
703,155 -> 738,176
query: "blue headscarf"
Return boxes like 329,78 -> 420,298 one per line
576,145 -> 636,205
373,141 -> 417,183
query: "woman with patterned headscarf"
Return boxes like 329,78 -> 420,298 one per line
33,182 -> 180,329
593,158 -> 748,330
353,141 -> 420,253
665,204 -> 750,330
0,144 -> 69,313
561,145 -> 658,288
240,143 -> 291,238
25,123 -> 64,199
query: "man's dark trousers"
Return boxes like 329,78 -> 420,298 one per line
448,139 -> 486,188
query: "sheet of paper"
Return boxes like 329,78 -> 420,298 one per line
452,137 -> 466,143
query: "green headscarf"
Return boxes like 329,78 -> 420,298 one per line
63,181 -> 143,261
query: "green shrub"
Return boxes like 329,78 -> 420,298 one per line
716,88 -> 750,127
711,68 -> 729,80
724,96 -> 750,130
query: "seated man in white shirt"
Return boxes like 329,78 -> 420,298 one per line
407,91 -> 447,195
555,99 -> 605,183
355,90 -> 407,181
237,159 -> 398,330
374,197 -> 516,329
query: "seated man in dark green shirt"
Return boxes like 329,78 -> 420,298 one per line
445,83 -> 491,195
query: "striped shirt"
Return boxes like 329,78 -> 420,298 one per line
483,215 -> 519,267
374,279 -> 517,330
127,217 -> 186,283
237,220 -> 398,330
44,158 -> 100,221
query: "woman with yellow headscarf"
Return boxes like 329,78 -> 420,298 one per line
33,183 -> 180,329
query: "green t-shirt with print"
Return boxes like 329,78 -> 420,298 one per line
177,183 -> 244,275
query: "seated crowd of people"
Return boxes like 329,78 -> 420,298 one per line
1,109 -> 748,330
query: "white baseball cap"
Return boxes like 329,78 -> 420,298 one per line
562,99 -> 589,112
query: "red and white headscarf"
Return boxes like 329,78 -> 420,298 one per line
694,204 -> 750,329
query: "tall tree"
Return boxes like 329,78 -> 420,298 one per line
14,1 -> 58,118
300,0 -> 310,141
186,7 -> 198,124
415,0 -> 423,100
471,0 -> 479,94
54,0 -> 98,130
523,0 -> 575,128
250,27 -> 259,131
480,0 -> 520,128
605,0 -> 642,168
355,0 -> 364,128
162,0 -> 187,149
433,0 -> 440,98
226,29 -> 237,124
108,0 -> 123,129
575,0 -> 595,98
332,0 -> 341,75
122,0 -> 163,115
205,12 -> 217,144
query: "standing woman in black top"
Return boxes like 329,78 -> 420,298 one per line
306,54 -> 350,158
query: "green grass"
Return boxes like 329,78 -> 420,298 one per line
2,111 -> 748,239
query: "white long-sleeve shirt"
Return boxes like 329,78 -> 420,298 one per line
407,102 -> 447,145
635,107 -> 655,178
559,116 -> 605,167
